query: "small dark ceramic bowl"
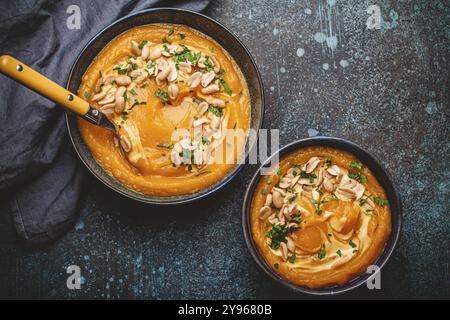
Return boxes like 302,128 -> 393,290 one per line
242,137 -> 402,295
65,8 -> 264,205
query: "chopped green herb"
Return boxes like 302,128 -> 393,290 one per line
374,196 -> 389,207
349,240 -> 357,249
350,160 -> 363,170
208,105 -> 223,117
94,83 -> 104,94
168,28 -> 174,36
187,52 -> 201,66
336,250 -> 342,257
349,172 -> 368,183
204,58 -> 214,71
129,100 -> 146,110
178,33 -> 185,39
261,188 -> 268,195
155,88 -> 172,105
156,143 -> 174,149
214,70 -> 233,95
265,224 -> 299,250
289,254 -> 296,264
192,98 -> 203,104
311,198 -> 328,215
274,263 -> 279,269
172,45 -> 199,66
121,111 -> 128,124
129,89 -> 137,95
266,178 -> 272,185
363,210 -> 377,217
277,169 -> 283,176
300,171 -> 317,183
317,244 -> 326,260
219,79 -> 232,95
84,92 -> 91,99
138,40 -> 148,49
162,36 -> 168,43
289,213 -> 302,224
113,64 -> 127,75
358,195 -> 368,206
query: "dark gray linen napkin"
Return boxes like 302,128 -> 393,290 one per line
0,0 -> 210,245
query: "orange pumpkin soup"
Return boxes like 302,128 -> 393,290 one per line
250,147 -> 391,288
77,24 -> 250,196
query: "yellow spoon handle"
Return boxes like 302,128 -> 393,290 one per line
0,55 -> 89,116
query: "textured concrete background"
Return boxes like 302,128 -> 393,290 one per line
0,0 -> 449,299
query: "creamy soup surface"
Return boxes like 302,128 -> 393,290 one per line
250,147 -> 391,288
78,24 -> 251,196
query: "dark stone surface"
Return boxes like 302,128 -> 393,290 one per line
0,0 -> 449,299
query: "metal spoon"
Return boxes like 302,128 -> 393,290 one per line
0,55 -> 116,133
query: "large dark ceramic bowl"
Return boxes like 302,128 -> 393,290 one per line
242,137 -> 402,295
65,8 -> 264,205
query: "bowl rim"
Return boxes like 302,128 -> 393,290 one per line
65,7 -> 265,205
242,136 -> 402,295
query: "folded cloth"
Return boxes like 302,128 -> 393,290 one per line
0,0 -> 210,245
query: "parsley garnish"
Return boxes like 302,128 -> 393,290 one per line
265,225 -> 298,250
349,240 -> 357,249
350,160 -> 363,170
289,254 -> 296,264
349,172 -> 368,183
300,171 -> 317,183
374,196 -> 389,207
178,33 -> 185,39
138,40 -> 148,49
192,98 -> 203,104
157,143 -> 174,149
208,105 -> 223,117
204,58 -> 214,71
113,64 -> 127,75
311,198 -> 328,215
84,92 -> 91,99
289,213 -> 302,224
155,88 -> 172,105
94,83 -> 104,94
129,100 -> 146,110
214,69 -> 233,95
317,244 -> 326,259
